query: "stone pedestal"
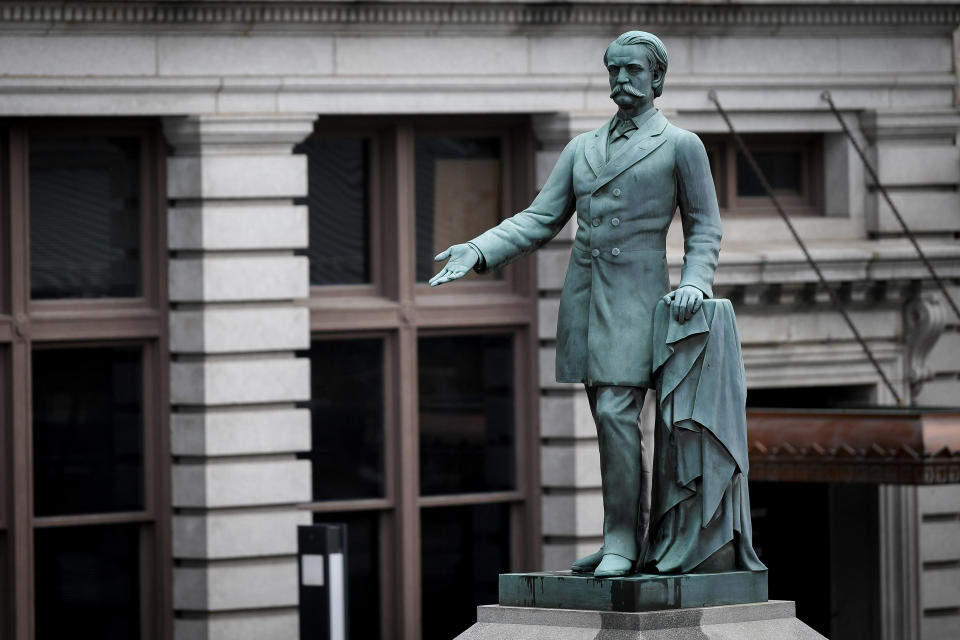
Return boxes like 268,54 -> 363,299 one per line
456,601 -> 827,639
499,570 -> 768,612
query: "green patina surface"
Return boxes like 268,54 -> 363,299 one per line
499,570 -> 767,612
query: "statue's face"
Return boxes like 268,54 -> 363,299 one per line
606,43 -> 659,113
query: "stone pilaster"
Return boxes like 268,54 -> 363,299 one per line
163,114 -> 316,640
879,485 -> 921,640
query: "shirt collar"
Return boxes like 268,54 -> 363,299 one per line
609,107 -> 659,134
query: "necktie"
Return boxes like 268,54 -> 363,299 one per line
607,118 -> 634,161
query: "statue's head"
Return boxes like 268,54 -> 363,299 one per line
604,31 -> 668,113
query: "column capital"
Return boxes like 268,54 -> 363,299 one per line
163,113 -> 316,155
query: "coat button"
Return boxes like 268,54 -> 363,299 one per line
591,249 -> 600,257
611,217 -> 620,226
612,248 -> 621,256
613,188 -> 622,197
592,218 -> 601,227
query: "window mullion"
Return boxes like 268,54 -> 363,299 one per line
396,321 -> 422,640
392,122 -> 423,640
8,125 -> 35,640
395,125 -> 417,305
8,337 -> 34,640
515,326 -> 541,571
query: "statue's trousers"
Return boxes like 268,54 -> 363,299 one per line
586,385 -> 651,561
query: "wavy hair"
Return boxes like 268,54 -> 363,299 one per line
603,31 -> 668,97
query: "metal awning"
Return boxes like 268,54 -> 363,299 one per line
746,409 -> 960,484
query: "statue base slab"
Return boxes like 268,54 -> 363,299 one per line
499,570 -> 767,612
455,601 -> 827,640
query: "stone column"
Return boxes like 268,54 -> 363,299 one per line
164,115 -> 316,640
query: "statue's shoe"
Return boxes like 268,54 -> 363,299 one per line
571,548 -> 604,573
593,553 -> 633,578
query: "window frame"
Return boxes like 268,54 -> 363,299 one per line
701,133 -> 823,217
0,118 -> 170,640
299,116 -> 540,640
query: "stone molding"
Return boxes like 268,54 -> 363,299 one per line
708,242 -> 960,291
1,75 -> 952,120
0,2 -> 958,31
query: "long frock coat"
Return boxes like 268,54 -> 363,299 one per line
471,109 -> 722,388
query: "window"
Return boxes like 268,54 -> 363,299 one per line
0,121 -> 169,640
297,117 -> 539,640
701,134 -> 823,215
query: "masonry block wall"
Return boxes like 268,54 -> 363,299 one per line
916,485 -> 960,638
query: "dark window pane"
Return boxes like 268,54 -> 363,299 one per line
34,524 -> 140,639
421,503 -> 510,640
418,335 -> 515,495
313,512 -> 381,640
297,136 -> 370,285
415,136 -> 503,282
30,135 -> 141,299
32,347 -> 144,516
302,339 -> 384,500
736,149 -> 803,197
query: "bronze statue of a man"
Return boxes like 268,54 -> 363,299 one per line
430,30 -> 722,578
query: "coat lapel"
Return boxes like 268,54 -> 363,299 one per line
591,110 -> 669,194
584,122 -> 608,178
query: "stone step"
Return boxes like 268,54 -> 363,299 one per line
456,601 -> 827,640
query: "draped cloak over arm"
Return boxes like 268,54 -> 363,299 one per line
643,298 -> 766,574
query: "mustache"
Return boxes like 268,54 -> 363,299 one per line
610,84 -> 646,99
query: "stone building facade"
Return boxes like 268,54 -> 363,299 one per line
0,2 -> 958,640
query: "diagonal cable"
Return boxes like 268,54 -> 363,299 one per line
821,90 -> 960,324
708,90 -> 904,406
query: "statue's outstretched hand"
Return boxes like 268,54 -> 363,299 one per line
429,243 -> 480,287
661,285 -> 703,324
